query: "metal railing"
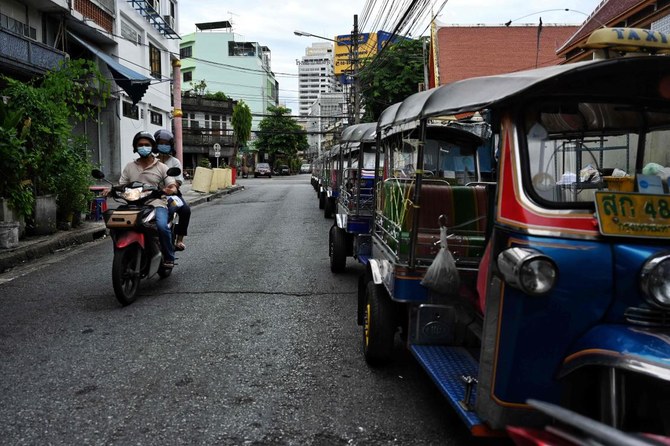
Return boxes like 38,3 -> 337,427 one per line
0,28 -> 66,73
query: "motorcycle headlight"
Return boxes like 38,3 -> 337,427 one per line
122,188 -> 142,201
640,254 -> 670,308
497,247 -> 557,296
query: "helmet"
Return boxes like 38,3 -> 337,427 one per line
154,129 -> 175,155
132,131 -> 157,153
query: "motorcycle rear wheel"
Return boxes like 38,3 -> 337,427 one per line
112,245 -> 141,305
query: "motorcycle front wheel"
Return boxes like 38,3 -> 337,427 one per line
112,245 -> 141,305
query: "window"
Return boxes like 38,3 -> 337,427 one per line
229,41 -> 256,57
121,21 -> 139,45
183,71 -> 192,82
122,101 -> 139,120
0,13 -> 36,39
150,111 -> 162,126
149,44 -> 161,79
180,46 -> 192,59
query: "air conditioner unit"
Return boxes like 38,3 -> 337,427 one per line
163,15 -> 174,29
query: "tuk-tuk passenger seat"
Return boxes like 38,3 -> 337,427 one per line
408,184 -> 489,263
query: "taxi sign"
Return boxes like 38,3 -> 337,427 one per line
595,191 -> 670,238
583,28 -> 670,54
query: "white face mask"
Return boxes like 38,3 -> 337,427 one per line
137,146 -> 153,157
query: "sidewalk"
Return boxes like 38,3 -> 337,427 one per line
0,181 -> 244,273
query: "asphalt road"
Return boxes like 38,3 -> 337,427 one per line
0,175 -> 504,445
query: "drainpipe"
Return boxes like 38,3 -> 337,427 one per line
172,58 -> 183,165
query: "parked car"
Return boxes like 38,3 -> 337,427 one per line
300,163 -> 312,174
278,165 -> 290,175
254,162 -> 272,178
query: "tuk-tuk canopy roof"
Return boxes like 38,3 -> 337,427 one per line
378,56 -> 670,133
341,122 -> 377,143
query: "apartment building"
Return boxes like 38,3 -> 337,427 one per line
0,0 -> 180,178
179,21 -> 279,154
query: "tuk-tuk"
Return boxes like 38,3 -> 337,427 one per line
358,31 -> 670,436
329,122 -> 379,272
314,149 -> 332,210
324,143 -> 349,219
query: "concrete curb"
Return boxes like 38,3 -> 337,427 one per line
0,184 -> 245,273
0,223 -> 108,273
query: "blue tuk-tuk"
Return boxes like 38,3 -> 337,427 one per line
358,29 -> 670,437
329,122 -> 379,272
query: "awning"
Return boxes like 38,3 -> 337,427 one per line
68,32 -> 151,105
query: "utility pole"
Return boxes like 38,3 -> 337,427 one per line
352,14 -> 360,124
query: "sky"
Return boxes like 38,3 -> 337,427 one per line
178,0 -> 604,112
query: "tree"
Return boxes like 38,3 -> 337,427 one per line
0,59 -> 110,221
255,105 -> 308,167
231,101 -> 252,168
358,37 -> 425,122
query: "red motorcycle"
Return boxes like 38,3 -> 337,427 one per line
92,168 -> 180,305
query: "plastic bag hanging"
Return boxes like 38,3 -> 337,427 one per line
421,215 -> 460,295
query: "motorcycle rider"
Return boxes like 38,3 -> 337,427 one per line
119,131 -> 178,268
154,129 -> 191,251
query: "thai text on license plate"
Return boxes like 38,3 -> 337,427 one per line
595,192 -> 670,238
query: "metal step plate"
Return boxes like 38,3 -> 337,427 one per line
410,345 -> 486,432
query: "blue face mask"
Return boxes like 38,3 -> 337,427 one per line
137,146 -> 153,157
157,144 -> 172,154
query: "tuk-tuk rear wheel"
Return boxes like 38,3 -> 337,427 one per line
363,281 -> 395,366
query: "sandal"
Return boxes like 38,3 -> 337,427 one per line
175,241 -> 186,251
162,261 -> 175,269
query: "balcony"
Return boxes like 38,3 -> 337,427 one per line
126,0 -> 178,39
181,96 -> 234,114
0,28 -> 67,75
183,130 -> 234,148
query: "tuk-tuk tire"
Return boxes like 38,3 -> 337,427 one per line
363,281 -> 395,366
319,191 -> 325,209
330,226 -> 347,273
324,197 -> 334,218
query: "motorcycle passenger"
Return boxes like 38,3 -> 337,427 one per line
154,129 -> 191,251
119,131 -> 178,268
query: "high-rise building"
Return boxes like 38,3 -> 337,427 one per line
297,42 -> 337,117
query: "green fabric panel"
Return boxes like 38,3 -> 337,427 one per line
451,187 -> 478,230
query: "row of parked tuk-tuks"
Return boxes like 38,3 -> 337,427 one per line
310,27 -> 670,445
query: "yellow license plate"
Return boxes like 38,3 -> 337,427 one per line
595,192 -> 670,238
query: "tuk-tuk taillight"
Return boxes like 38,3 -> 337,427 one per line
640,254 -> 670,309
497,247 -> 558,296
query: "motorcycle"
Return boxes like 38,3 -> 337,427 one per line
92,168 -> 181,305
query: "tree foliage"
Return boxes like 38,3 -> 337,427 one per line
255,105 -> 308,159
358,38 -> 426,122
232,101 -> 252,149
231,101 -> 252,168
0,59 -> 110,219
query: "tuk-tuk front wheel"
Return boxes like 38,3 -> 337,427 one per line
363,281 -> 395,365
330,226 -> 347,273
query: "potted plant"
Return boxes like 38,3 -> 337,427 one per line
53,137 -> 95,229
1,60 -> 109,234
0,99 -> 33,235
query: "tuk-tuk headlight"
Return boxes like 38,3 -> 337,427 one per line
640,254 -> 670,308
497,247 -> 557,296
